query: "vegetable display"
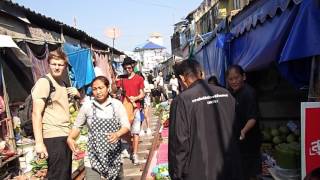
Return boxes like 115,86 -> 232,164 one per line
152,163 -> 170,180
30,158 -> 48,178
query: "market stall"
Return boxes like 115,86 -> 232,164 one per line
192,0 -> 320,178
0,37 -> 89,179
0,36 -> 33,179
0,1 -> 124,178
143,101 -> 170,180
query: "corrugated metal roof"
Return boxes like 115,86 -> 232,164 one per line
2,0 -> 124,55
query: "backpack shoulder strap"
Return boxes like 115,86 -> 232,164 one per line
60,79 -> 69,88
41,75 -> 56,104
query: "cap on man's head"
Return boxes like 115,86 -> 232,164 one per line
122,57 -> 136,67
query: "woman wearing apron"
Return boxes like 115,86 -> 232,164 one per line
67,76 -> 130,180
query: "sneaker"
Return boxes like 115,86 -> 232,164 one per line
132,154 -> 146,165
146,128 -> 152,136
132,154 -> 138,165
139,130 -> 145,136
121,149 -> 130,159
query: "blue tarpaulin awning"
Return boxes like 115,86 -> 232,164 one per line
230,4 -> 299,71
229,0 -> 320,88
230,0 -> 302,37
192,19 -> 228,86
279,0 -> 320,62
63,43 -> 95,90
195,36 -> 227,86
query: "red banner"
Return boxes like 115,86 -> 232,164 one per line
302,102 -> 320,178
305,107 -> 320,174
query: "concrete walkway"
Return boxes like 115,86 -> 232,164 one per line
123,110 -> 159,180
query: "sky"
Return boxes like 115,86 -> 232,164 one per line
14,0 -> 203,53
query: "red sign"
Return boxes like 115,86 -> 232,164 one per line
301,102 -> 320,178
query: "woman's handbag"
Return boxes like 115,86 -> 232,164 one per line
123,97 -> 135,124
117,78 -> 137,124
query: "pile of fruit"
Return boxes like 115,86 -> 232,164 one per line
72,159 -> 84,173
261,124 -> 300,146
30,158 -> 48,178
80,125 -> 88,136
152,163 -> 170,180
274,142 -> 300,169
69,101 -> 87,172
76,132 -> 88,154
69,103 -> 79,125
72,129 -> 87,171
261,122 -> 301,170
154,104 -> 164,116
155,101 -> 170,128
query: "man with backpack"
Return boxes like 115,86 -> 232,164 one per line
31,49 -> 79,180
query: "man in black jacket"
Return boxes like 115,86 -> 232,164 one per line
169,59 -> 242,180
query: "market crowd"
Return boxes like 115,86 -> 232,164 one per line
29,50 -> 171,180
29,48 -> 263,180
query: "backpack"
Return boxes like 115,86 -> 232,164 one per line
18,76 -> 56,137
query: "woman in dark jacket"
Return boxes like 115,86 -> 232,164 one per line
226,65 -> 262,180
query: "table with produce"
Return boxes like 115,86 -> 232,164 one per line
147,102 -> 170,180
69,102 -> 87,176
11,101 -> 87,179
260,121 -> 301,179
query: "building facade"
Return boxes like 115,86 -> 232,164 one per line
171,0 -> 251,58
133,33 -> 170,73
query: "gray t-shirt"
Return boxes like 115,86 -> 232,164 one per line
73,97 -> 130,130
